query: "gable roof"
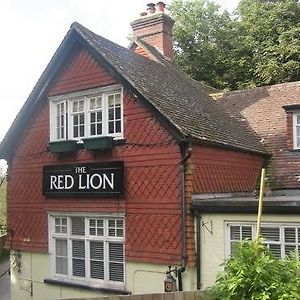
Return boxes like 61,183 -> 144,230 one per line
0,22 -> 268,160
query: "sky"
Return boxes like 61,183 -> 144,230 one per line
0,0 -> 239,171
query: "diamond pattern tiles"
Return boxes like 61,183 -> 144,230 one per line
126,213 -> 181,257
192,145 -> 264,193
126,165 -> 180,202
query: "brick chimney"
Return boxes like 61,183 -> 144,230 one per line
130,2 -> 175,60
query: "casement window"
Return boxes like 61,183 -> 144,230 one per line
293,112 -> 300,149
227,223 -> 300,259
49,214 -> 125,289
49,85 -> 123,142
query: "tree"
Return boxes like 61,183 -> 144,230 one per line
212,239 -> 300,299
170,0 -> 300,90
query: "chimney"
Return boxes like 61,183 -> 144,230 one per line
130,2 -> 175,60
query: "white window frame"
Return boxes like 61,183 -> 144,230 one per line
48,212 -> 126,290
226,222 -> 300,259
49,85 -> 124,142
293,111 -> 300,149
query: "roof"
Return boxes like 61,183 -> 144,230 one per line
0,22 -> 268,160
192,192 -> 300,214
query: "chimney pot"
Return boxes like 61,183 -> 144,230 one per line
147,3 -> 156,14
156,2 -> 166,13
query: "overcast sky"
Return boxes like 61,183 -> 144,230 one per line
0,0 -> 239,169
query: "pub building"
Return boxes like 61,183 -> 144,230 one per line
0,3 -> 268,300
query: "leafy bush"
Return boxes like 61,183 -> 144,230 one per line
212,239 -> 300,300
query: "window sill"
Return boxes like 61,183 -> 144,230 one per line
83,136 -> 113,151
48,140 -> 78,153
44,278 -> 130,295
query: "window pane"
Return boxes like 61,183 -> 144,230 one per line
56,257 -> 68,275
285,245 -> 297,257
90,241 -> 103,260
55,239 -> 68,275
116,121 -> 121,133
109,243 -> 124,282
261,227 -> 280,241
90,242 -> 104,279
109,243 -> 123,262
91,261 -> 104,279
109,108 -> 114,120
241,226 -> 252,239
284,228 -> 296,243
268,244 -> 281,258
73,259 -> 85,277
230,226 -> 240,240
297,115 -> 300,124
109,122 -> 114,134
71,217 -> 85,235
72,240 -> 85,277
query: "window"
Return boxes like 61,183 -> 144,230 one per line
49,214 -> 125,289
227,223 -> 300,259
49,85 -> 123,142
293,112 -> 300,149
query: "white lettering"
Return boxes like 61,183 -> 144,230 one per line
57,175 -> 64,189
78,174 -> 86,190
50,175 -> 58,190
64,175 -> 74,189
103,173 -> 114,189
75,167 -> 86,174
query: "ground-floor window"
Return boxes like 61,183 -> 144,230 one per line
48,213 -> 125,289
227,223 -> 300,258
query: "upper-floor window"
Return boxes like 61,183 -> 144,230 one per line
227,223 -> 300,259
49,85 -> 123,142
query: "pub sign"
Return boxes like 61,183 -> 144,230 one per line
43,161 -> 124,197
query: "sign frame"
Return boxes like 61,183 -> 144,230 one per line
43,161 -> 124,198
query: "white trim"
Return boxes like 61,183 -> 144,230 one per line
49,85 -> 124,142
48,212 -> 125,289
225,221 -> 300,258
293,111 -> 300,149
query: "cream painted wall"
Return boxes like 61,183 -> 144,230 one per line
199,213 -> 300,289
10,251 -> 197,300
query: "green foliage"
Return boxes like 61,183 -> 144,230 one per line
212,239 -> 300,300
170,0 -> 300,90
0,179 -> 7,235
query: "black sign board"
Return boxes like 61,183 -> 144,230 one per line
43,161 -> 124,198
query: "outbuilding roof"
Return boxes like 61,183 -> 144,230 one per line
0,22 -> 268,160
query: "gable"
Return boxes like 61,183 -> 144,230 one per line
48,44 -> 117,96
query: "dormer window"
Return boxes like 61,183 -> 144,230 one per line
49,85 -> 123,142
283,104 -> 300,150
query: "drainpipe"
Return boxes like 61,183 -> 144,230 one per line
196,214 -> 201,289
178,143 -> 192,291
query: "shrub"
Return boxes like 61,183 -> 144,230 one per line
212,239 -> 300,300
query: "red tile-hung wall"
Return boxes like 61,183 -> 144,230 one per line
7,45 -> 183,265
192,145 -> 264,193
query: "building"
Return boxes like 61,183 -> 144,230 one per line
0,3 -> 267,299
194,82 -> 300,287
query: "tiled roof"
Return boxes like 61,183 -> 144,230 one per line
0,22 -> 268,159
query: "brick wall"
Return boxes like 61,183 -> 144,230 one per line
131,13 -> 174,59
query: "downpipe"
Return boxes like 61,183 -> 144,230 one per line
178,143 -> 192,291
